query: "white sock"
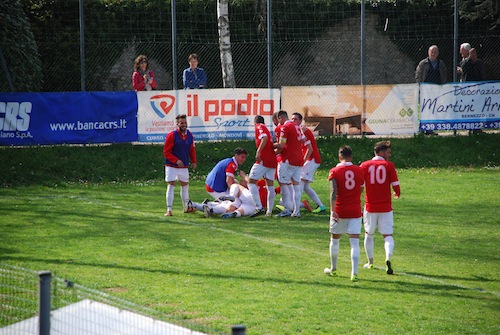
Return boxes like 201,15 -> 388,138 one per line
329,238 -> 340,271
166,184 -> 174,211
280,184 -> 291,211
180,185 -> 189,204
293,184 -> 302,214
304,183 -> 324,207
350,238 -> 360,276
384,235 -> 394,261
364,234 -> 374,263
266,186 -> 275,212
248,183 -> 262,209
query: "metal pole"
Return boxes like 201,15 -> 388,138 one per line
267,0 -> 272,88
171,0 -> 178,90
360,0 -> 366,134
79,0 -> 85,91
231,324 -> 246,335
38,271 -> 51,335
453,0 -> 459,83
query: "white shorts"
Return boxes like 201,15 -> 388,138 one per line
249,163 -> 275,181
330,217 -> 362,235
363,210 -> 394,235
278,161 -> 302,184
301,159 -> 320,182
165,166 -> 189,183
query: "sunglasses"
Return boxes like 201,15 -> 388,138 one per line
140,61 -> 148,64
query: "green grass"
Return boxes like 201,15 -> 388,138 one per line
1,167 -> 499,334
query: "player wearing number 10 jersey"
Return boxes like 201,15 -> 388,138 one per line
325,146 -> 364,281
360,141 -> 401,275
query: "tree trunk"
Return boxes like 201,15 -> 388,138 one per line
217,0 -> 236,88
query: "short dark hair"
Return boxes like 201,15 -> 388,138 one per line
277,110 -> 288,118
292,112 -> 303,121
176,114 -> 187,121
374,141 -> 391,154
234,147 -> 248,156
254,115 -> 265,124
338,145 -> 352,158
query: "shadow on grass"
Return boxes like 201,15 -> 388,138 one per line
2,255 -> 496,302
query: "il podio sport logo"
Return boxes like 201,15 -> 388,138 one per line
0,102 -> 33,139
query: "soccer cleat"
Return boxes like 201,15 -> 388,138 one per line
164,210 -> 173,217
312,205 -> 327,213
203,205 -> 211,218
302,199 -> 313,212
363,263 -> 374,269
291,212 -> 301,218
183,200 -> 195,213
265,211 -> 272,217
324,268 -> 337,277
275,209 -> 292,217
202,198 -> 210,205
221,211 -> 237,219
250,207 -> 266,218
219,195 -> 235,202
386,260 -> 394,275
350,274 -> 359,282
275,204 -> 285,211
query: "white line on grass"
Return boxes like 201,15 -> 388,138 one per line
15,194 -> 500,298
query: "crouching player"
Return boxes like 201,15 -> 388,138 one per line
324,146 -> 364,282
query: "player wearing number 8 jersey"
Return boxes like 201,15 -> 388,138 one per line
325,146 -> 364,281
360,141 -> 400,274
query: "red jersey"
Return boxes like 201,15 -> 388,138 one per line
274,123 -> 284,163
360,156 -> 400,212
255,123 -> 277,168
328,162 -> 364,218
279,120 -> 305,166
302,128 -> 321,163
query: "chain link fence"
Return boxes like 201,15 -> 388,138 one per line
0,264 -> 228,334
3,0 -> 498,93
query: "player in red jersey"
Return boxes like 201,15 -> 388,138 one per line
291,113 -> 327,213
324,146 -> 364,281
163,114 -> 197,217
274,110 -> 312,218
360,141 -> 401,274
247,115 -> 278,217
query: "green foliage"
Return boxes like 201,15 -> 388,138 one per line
1,133 -> 499,187
0,0 -> 42,92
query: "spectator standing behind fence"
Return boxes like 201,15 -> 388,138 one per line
459,48 -> 485,82
183,53 -> 207,89
132,55 -> 157,91
415,45 -> 447,84
163,114 -> 197,217
456,42 -> 471,81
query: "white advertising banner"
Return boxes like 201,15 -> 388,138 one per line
281,84 -> 419,135
419,82 -> 500,131
137,88 -> 280,142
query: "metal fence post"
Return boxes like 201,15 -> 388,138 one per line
38,271 -> 51,335
231,324 -> 246,335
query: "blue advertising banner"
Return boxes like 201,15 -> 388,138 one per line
0,92 -> 138,146
419,81 -> 500,132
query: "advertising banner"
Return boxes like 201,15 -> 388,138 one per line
281,84 -> 419,135
137,88 -> 280,142
0,92 -> 138,146
419,81 -> 500,131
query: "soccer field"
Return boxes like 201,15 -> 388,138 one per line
1,167 -> 499,334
